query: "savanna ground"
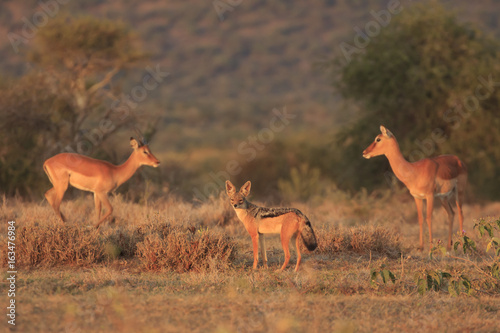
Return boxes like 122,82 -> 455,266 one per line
1,192 -> 499,333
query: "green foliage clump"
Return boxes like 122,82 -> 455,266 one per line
415,270 -> 472,296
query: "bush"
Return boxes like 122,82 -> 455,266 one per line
136,224 -> 237,272
13,224 -> 104,267
316,225 -> 404,259
2,219 -> 237,271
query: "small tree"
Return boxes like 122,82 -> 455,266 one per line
29,15 -> 147,153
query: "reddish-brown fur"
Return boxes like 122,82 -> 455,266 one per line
363,126 -> 467,250
226,180 -> 317,271
43,137 -> 160,227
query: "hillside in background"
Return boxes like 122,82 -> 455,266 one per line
1,0 -> 499,199
2,1 -> 499,138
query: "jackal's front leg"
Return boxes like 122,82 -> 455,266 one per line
251,235 -> 259,269
259,234 -> 268,269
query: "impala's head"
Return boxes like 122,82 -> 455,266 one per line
362,125 -> 396,159
130,137 -> 160,167
225,180 -> 251,209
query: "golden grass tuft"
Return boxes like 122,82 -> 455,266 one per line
15,223 -> 104,267
315,225 -> 404,259
4,219 -> 238,271
136,223 -> 237,272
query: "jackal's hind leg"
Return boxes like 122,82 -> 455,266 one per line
294,234 -> 301,272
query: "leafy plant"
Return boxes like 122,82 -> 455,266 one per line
370,263 -> 396,288
429,240 -> 447,259
453,233 -> 477,254
415,270 -> 472,296
475,218 -> 500,256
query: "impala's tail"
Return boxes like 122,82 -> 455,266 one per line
300,218 -> 318,251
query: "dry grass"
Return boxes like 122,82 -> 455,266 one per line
135,224 -> 236,272
315,225 -> 404,259
1,194 -> 499,332
14,223 -> 104,267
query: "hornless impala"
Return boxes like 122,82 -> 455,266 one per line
363,126 -> 467,250
43,137 -> 160,228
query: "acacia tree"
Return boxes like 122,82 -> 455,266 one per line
29,15 -> 147,153
0,16 -> 147,197
329,3 -> 500,199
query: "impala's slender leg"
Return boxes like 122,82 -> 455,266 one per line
46,181 -> 68,222
94,193 -> 102,222
44,165 -> 68,222
426,194 -> 435,246
414,197 -> 424,251
440,198 -> 455,249
44,187 -> 57,213
259,233 -> 268,269
456,173 -> 467,233
95,192 -> 113,228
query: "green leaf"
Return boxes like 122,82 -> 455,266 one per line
485,225 -> 493,238
448,283 -> 458,297
370,269 -> 378,281
388,271 -> 396,284
381,270 -> 388,284
417,278 -> 427,296
491,263 -> 500,279
478,225 -> 485,237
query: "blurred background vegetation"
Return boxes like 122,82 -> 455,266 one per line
0,0 -> 499,202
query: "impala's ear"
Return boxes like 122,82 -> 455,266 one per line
380,126 -> 393,138
225,180 -> 236,196
240,181 -> 251,197
130,137 -> 140,150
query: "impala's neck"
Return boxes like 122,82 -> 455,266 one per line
384,140 -> 415,184
114,152 -> 141,187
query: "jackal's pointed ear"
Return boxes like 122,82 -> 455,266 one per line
225,180 -> 236,196
380,125 -> 393,138
130,137 -> 140,150
240,181 -> 251,197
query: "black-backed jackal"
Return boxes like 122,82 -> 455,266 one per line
225,180 -> 318,272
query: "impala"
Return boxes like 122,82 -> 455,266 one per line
363,126 -> 467,250
43,137 -> 160,227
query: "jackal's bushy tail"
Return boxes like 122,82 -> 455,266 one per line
300,218 -> 318,251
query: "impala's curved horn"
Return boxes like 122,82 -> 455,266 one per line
134,128 -> 147,146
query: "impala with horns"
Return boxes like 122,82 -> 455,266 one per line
363,126 -> 467,250
43,136 -> 160,228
